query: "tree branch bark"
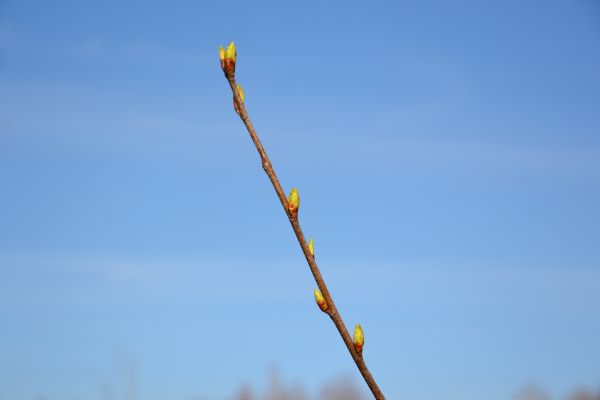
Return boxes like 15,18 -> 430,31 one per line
223,75 -> 386,400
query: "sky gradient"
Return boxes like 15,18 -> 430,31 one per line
1,1 -> 600,399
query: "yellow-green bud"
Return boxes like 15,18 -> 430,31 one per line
314,288 -> 327,312
236,83 -> 245,103
219,41 -> 236,78
287,188 -> 299,217
353,324 -> 364,356
233,83 -> 245,114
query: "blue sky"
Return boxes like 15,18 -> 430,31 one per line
1,0 -> 599,399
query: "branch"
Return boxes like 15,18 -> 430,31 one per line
219,42 -> 386,400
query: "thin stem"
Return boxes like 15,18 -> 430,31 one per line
225,77 -> 386,400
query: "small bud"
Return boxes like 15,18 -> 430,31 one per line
219,41 -> 236,79
353,324 -> 364,356
218,46 -> 225,67
236,83 -> 245,103
225,42 -> 236,62
308,237 -> 314,257
287,188 -> 300,218
314,288 -> 328,312
234,83 -> 245,114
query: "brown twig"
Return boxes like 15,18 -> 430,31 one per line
221,51 -> 385,400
